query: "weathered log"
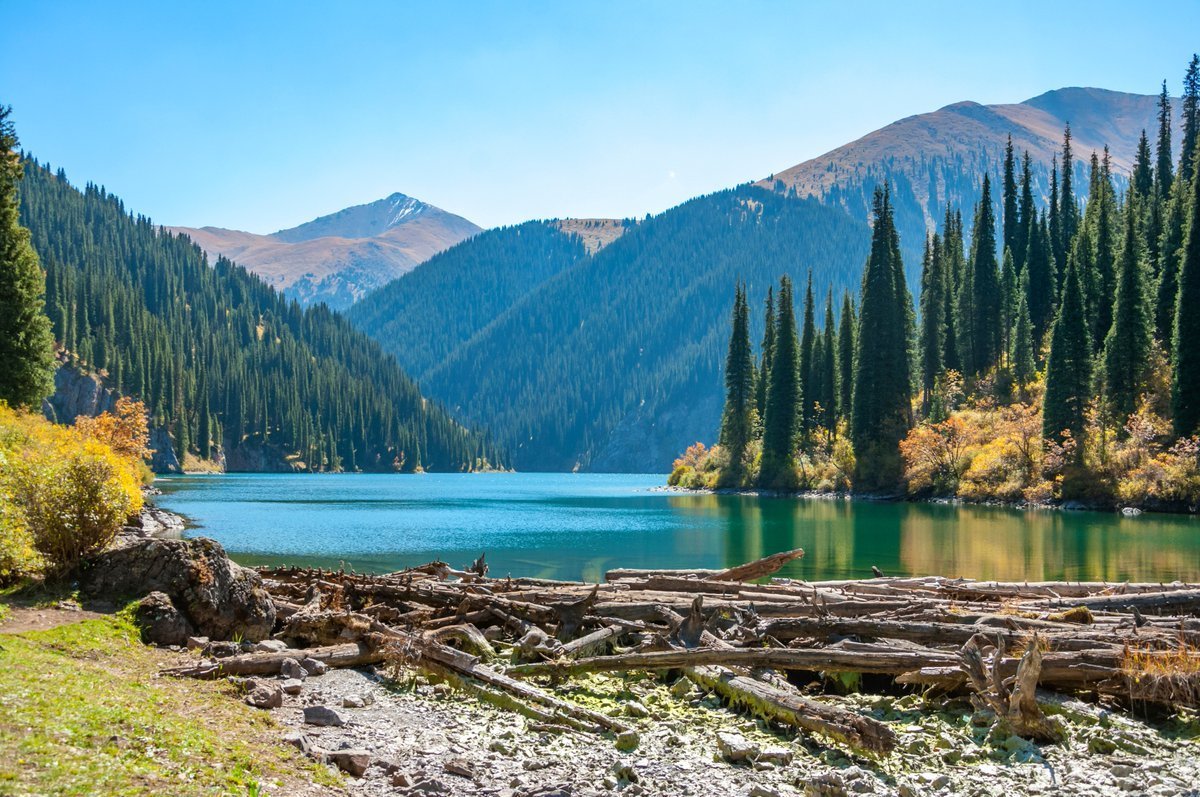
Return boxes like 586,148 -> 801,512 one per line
162,642 -> 383,679
558,624 -> 623,659
1029,588 -> 1200,614
706,548 -> 805,583
959,634 -> 1066,743
685,665 -> 895,756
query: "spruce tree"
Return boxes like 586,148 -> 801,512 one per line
759,276 -> 800,489
1011,268 -> 1035,389
941,209 -> 962,374
756,286 -> 775,425
1156,81 -> 1175,201
1015,151 -> 1035,273
837,292 -> 856,423
1181,54 -> 1200,185
918,233 -> 945,414
1157,178 -> 1187,348
798,272 -> 817,437
852,186 -> 912,490
1000,247 -> 1016,359
1087,151 -> 1118,352
819,295 -> 837,432
1002,135 -> 1020,258
718,284 -> 755,484
1133,130 -> 1154,198
1060,126 -> 1079,256
1172,153 -> 1200,437
1049,156 -> 1064,284
1103,192 -> 1152,422
1043,258 -> 1092,448
0,106 -> 56,408
962,174 -> 1001,376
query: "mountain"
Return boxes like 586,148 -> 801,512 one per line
21,162 -> 501,472
171,193 -> 480,309
356,86 -> 1175,473
759,87 -> 1179,275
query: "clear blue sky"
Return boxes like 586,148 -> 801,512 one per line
3,1 -> 1198,232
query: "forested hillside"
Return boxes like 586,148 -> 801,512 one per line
18,160 -> 501,472
348,221 -> 591,380
400,188 -> 869,471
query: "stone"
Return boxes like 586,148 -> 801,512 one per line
391,771 -> 415,788
302,705 -> 347,727
609,762 -> 639,784
717,731 -> 760,763
758,747 -> 794,766
132,591 -> 195,646
255,639 -> 289,653
282,731 -> 313,754
407,779 -> 450,794
489,739 -> 516,756
280,657 -> 307,681
300,656 -> 328,676
615,729 -> 640,751
186,636 -> 209,650
669,678 -> 694,698
245,684 -> 282,710
624,700 -> 651,718
750,787 -> 783,797
342,694 -> 365,708
281,678 -> 304,695
445,757 -> 475,778
327,748 -> 371,778
81,535 -> 275,641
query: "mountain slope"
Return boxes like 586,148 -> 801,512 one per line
171,193 -> 480,309
759,87 -> 1178,274
20,162 -> 500,472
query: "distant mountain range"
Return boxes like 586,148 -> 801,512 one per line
348,86 -> 1178,472
170,193 -> 480,309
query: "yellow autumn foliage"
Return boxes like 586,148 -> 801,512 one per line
0,402 -> 148,582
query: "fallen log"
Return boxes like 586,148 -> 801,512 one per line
707,548 -> 805,582
162,642 -> 383,679
685,664 -> 896,756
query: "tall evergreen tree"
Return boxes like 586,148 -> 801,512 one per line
837,291 -> 856,423
798,272 -> 817,437
819,295 -> 837,432
1060,126 -> 1079,259
1043,258 -> 1093,449
0,106 -> 56,408
1133,130 -> 1154,198
941,209 -> 962,374
1011,268 -> 1035,389
1156,81 -> 1175,201
1015,151 -> 1035,272
759,276 -> 800,489
756,286 -> 776,424
918,233 -> 945,413
1181,54 -> 1200,185
1002,135 -> 1020,259
851,186 -> 912,489
1172,152 -> 1200,437
960,174 -> 1001,376
718,284 -> 755,484
1049,156 -> 1064,284
1000,247 -> 1016,359
1103,192 -> 1152,421
1087,150 -> 1119,351
1157,174 -> 1188,349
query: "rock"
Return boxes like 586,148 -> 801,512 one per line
489,739 -> 516,756
300,656 -> 328,676
407,779 -> 450,794
81,535 -> 275,641
185,635 -> 209,650
391,771 -> 415,788
444,757 -> 475,778
282,731 -> 313,754
342,694 -> 365,708
803,771 -> 848,797
624,700 -> 651,718
327,748 -> 371,778
717,731 -> 760,763
245,684 -> 282,709
758,747 -> 794,765
255,639 -> 289,653
609,762 -> 639,784
750,787 -> 782,797
280,657 -> 307,681
302,705 -> 347,727
281,678 -> 304,695
916,772 -> 950,790
615,729 -> 640,751
132,591 -> 195,646
516,627 -> 550,660
669,678 -> 694,698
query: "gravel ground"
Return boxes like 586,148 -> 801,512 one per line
260,664 -> 1200,797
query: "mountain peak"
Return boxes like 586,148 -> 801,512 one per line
271,192 -> 442,243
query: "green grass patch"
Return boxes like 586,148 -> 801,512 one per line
0,612 -> 341,796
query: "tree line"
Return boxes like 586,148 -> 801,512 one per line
683,56 -> 1200,507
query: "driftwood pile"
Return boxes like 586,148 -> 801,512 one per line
164,548 -> 1200,757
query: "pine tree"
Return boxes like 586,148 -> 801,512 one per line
1087,150 -> 1119,351
837,292 -> 856,423
1011,268 -> 1035,389
756,286 -> 776,425
1060,126 -> 1079,258
1000,247 -> 1016,360
1103,192 -> 1152,422
1133,130 -> 1154,198
941,209 -> 962,374
961,174 -> 1001,376
1181,54 -> 1200,185
718,284 -> 755,484
1157,177 -> 1187,349
1043,258 -> 1093,448
1002,135 -> 1020,259
1049,156 -> 1063,284
819,295 -> 837,432
759,276 -> 800,489
918,233 -> 945,414
851,186 -> 912,490
1156,81 -> 1175,201
1172,152 -> 1200,437
0,106 -> 56,408
1015,151 -> 1035,273
798,272 -> 817,438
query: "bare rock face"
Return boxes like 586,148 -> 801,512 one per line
82,536 -> 275,642
132,590 -> 195,646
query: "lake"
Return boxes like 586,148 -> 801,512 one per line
154,473 -> 1200,583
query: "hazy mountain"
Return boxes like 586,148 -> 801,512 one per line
354,85 -> 1177,472
171,193 -> 480,309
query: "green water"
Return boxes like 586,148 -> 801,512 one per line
154,472 -> 1200,583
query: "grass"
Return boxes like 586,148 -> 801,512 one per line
1123,639 -> 1200,708
0,609 -> 343,796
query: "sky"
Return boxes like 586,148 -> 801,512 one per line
3,1 -> 1199,232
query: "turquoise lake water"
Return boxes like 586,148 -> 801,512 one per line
154,472 -> 1200,583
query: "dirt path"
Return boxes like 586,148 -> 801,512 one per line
0,603 -> 109,634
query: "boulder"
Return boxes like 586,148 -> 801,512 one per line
245,684 -> 283,710
132,591 -> 195,646
280,657 -> 307,681
82,535 -> 275,642
303,705 -> 347,727
300,656 -> 328,676
716,731 -> 760,763
281,678 -> 304,695
326,748 -> 372,778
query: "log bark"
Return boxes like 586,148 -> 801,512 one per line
706,548 -> 805,582
162,642 -> 382,679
